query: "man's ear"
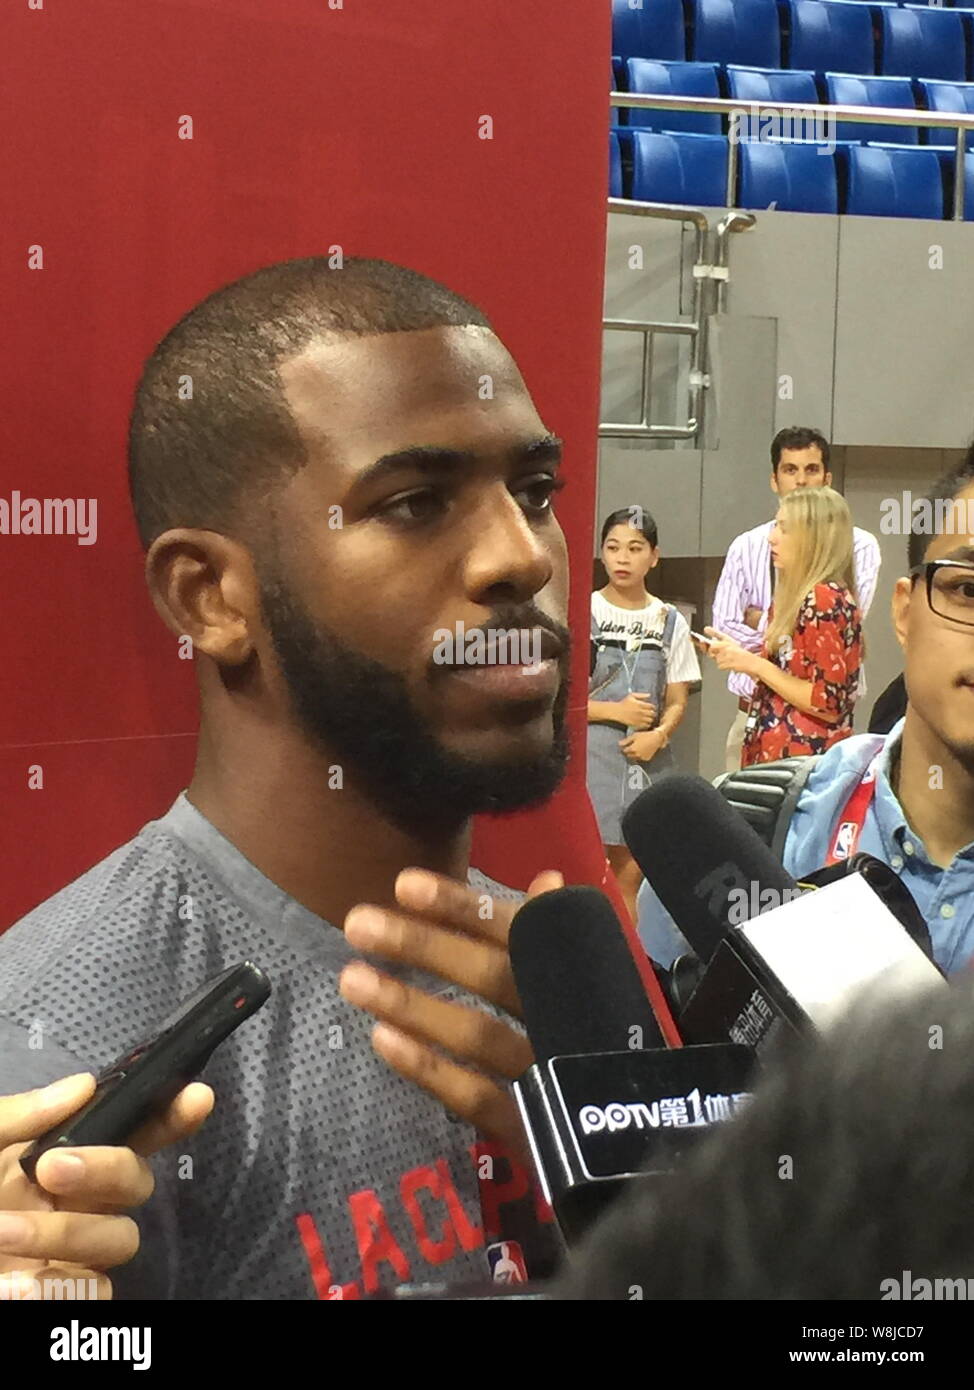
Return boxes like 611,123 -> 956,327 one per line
891,575 -> 913,653
144,529 -> 259,666
823,471 -> 833,488
770,470 -> 780,496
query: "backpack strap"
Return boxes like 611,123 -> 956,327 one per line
713,755 -> 819,863
660,602 -> 679,648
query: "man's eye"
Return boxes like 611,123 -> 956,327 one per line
378,490 -> 445,525
514,475 -> 565,514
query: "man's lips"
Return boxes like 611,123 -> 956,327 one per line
445,658 -> 560,702
436,627 -> 565,703
487,629 -> 563,664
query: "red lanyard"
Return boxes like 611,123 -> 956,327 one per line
825,749 -> 884,865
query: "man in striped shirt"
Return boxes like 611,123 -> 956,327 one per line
712,426 -> 881,771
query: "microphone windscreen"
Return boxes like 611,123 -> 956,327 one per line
622,773 -> 797,964
509,886 -> 666,1063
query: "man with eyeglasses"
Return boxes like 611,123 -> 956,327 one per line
639,450 -> 974,976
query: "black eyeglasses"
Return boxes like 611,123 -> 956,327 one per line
909,560 -> 974,627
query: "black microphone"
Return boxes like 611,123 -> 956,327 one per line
622,775 -> 945,1055
509,885 -> 755,1246
623,772 -> 797,966
510,884 -> 667,1057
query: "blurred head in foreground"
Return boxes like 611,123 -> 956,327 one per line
558,977 -> 974,1299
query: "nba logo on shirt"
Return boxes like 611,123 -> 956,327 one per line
487,1241 -> 528,1283
833,821 -> 858,860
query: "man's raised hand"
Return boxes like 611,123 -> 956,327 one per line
339,867 -> 564,1159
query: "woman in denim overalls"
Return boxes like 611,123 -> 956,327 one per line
587,508 -> 700,923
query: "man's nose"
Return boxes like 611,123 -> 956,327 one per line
462,491 -> 556,602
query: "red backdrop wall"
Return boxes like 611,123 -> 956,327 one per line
2,0 -> 614,927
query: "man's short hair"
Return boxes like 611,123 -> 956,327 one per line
907,440 -> 974,571
127,257 -> 492,552
770,426 -> 831,473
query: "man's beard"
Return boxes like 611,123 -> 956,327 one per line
257,571 -> 572,834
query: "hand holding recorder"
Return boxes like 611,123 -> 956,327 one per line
0,1075 -> 214,1300
0,960 -> 269,1300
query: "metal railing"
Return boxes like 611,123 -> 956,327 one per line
600,200 -> 755,439
600,90 -> 974,440
611,90 -> 974,220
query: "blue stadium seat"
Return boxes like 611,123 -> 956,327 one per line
612,57 -> 625,127
626,59 -> 722,133
786,1 -> 876,77
610,132 -> 624,197
726,67 -> 822,139
880,7 -> 967,82
931,147 -> 974,217
826,73 -> 920,144
739,140 -> 839,211
692,0 -> 782,69
630,130 -> 729,205
921,80 -> 974,148
842,144 -> 946,217
611,0 -> 687,60
726,66 -> 820,106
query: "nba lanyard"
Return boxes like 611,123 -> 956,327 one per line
825,748 -> 885,865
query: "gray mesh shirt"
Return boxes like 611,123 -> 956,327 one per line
0,793 -> 553,1299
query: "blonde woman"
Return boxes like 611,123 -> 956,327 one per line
702,487 -> 862,766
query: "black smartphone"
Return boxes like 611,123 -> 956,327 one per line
19,960 -> 271,1183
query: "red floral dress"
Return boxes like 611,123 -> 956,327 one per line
741,582 -> 862,767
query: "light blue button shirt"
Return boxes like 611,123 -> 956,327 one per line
636,719 -> 974,976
